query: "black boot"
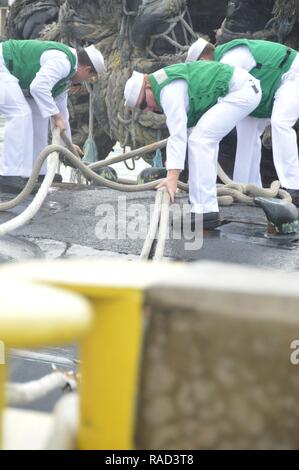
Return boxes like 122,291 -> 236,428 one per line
0,176 -> 30,194
190,212 -> 221,230
37,174 -> 63,183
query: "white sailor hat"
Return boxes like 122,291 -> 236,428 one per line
124,71 -> 145,108
84,45 -> 106,74
186,37 -> 209,62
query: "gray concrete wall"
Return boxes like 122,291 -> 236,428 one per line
136,262 -> 299,449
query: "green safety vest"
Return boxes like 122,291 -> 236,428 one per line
2,39 -> 77,98
149,61 -> 234,128
214,39 -> 296,118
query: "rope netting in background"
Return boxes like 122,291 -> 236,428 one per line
5,1 -> 299,165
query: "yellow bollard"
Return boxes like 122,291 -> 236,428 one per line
0,279 -> 93,449
0,360 -> 5,446
79,288 -> 142,449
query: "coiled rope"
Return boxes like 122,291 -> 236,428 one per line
0,134 -> 292,258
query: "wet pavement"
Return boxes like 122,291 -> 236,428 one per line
1,183 -> 299,412
2,184 -> 298,266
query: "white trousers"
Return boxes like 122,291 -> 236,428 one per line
0,62 -> 49,177
234,116 -> 268,186
234,57 -> 299,189
271,70 -> 299,189
188,73 -> 261,214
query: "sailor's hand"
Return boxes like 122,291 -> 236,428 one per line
156,179 -> 177,203
53,113 -> 65,133
72,144 -> 84,157
54,116 -> 65,134
156,170 -> 180,203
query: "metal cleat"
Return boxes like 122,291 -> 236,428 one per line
255,196 -> 299,235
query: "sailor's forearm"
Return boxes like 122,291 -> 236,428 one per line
167,169 -> 181,181
53,113 -> 65,132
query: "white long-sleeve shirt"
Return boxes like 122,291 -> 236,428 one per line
153,43 -> 299,172
159,64 -> 255,170
219,45 -> 256,71
219,43 -> 299,80
0,44 -> 76,140
160,79 -> 189,170
158,51 -> 257,172
29,48 -> 77,120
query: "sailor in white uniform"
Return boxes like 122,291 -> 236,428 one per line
0,39 -> 105,191
124,61 -> 261,229
186,37 -> 299,205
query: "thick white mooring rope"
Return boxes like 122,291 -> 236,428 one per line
0,128 -> 60,236
0,133 -> 292,259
